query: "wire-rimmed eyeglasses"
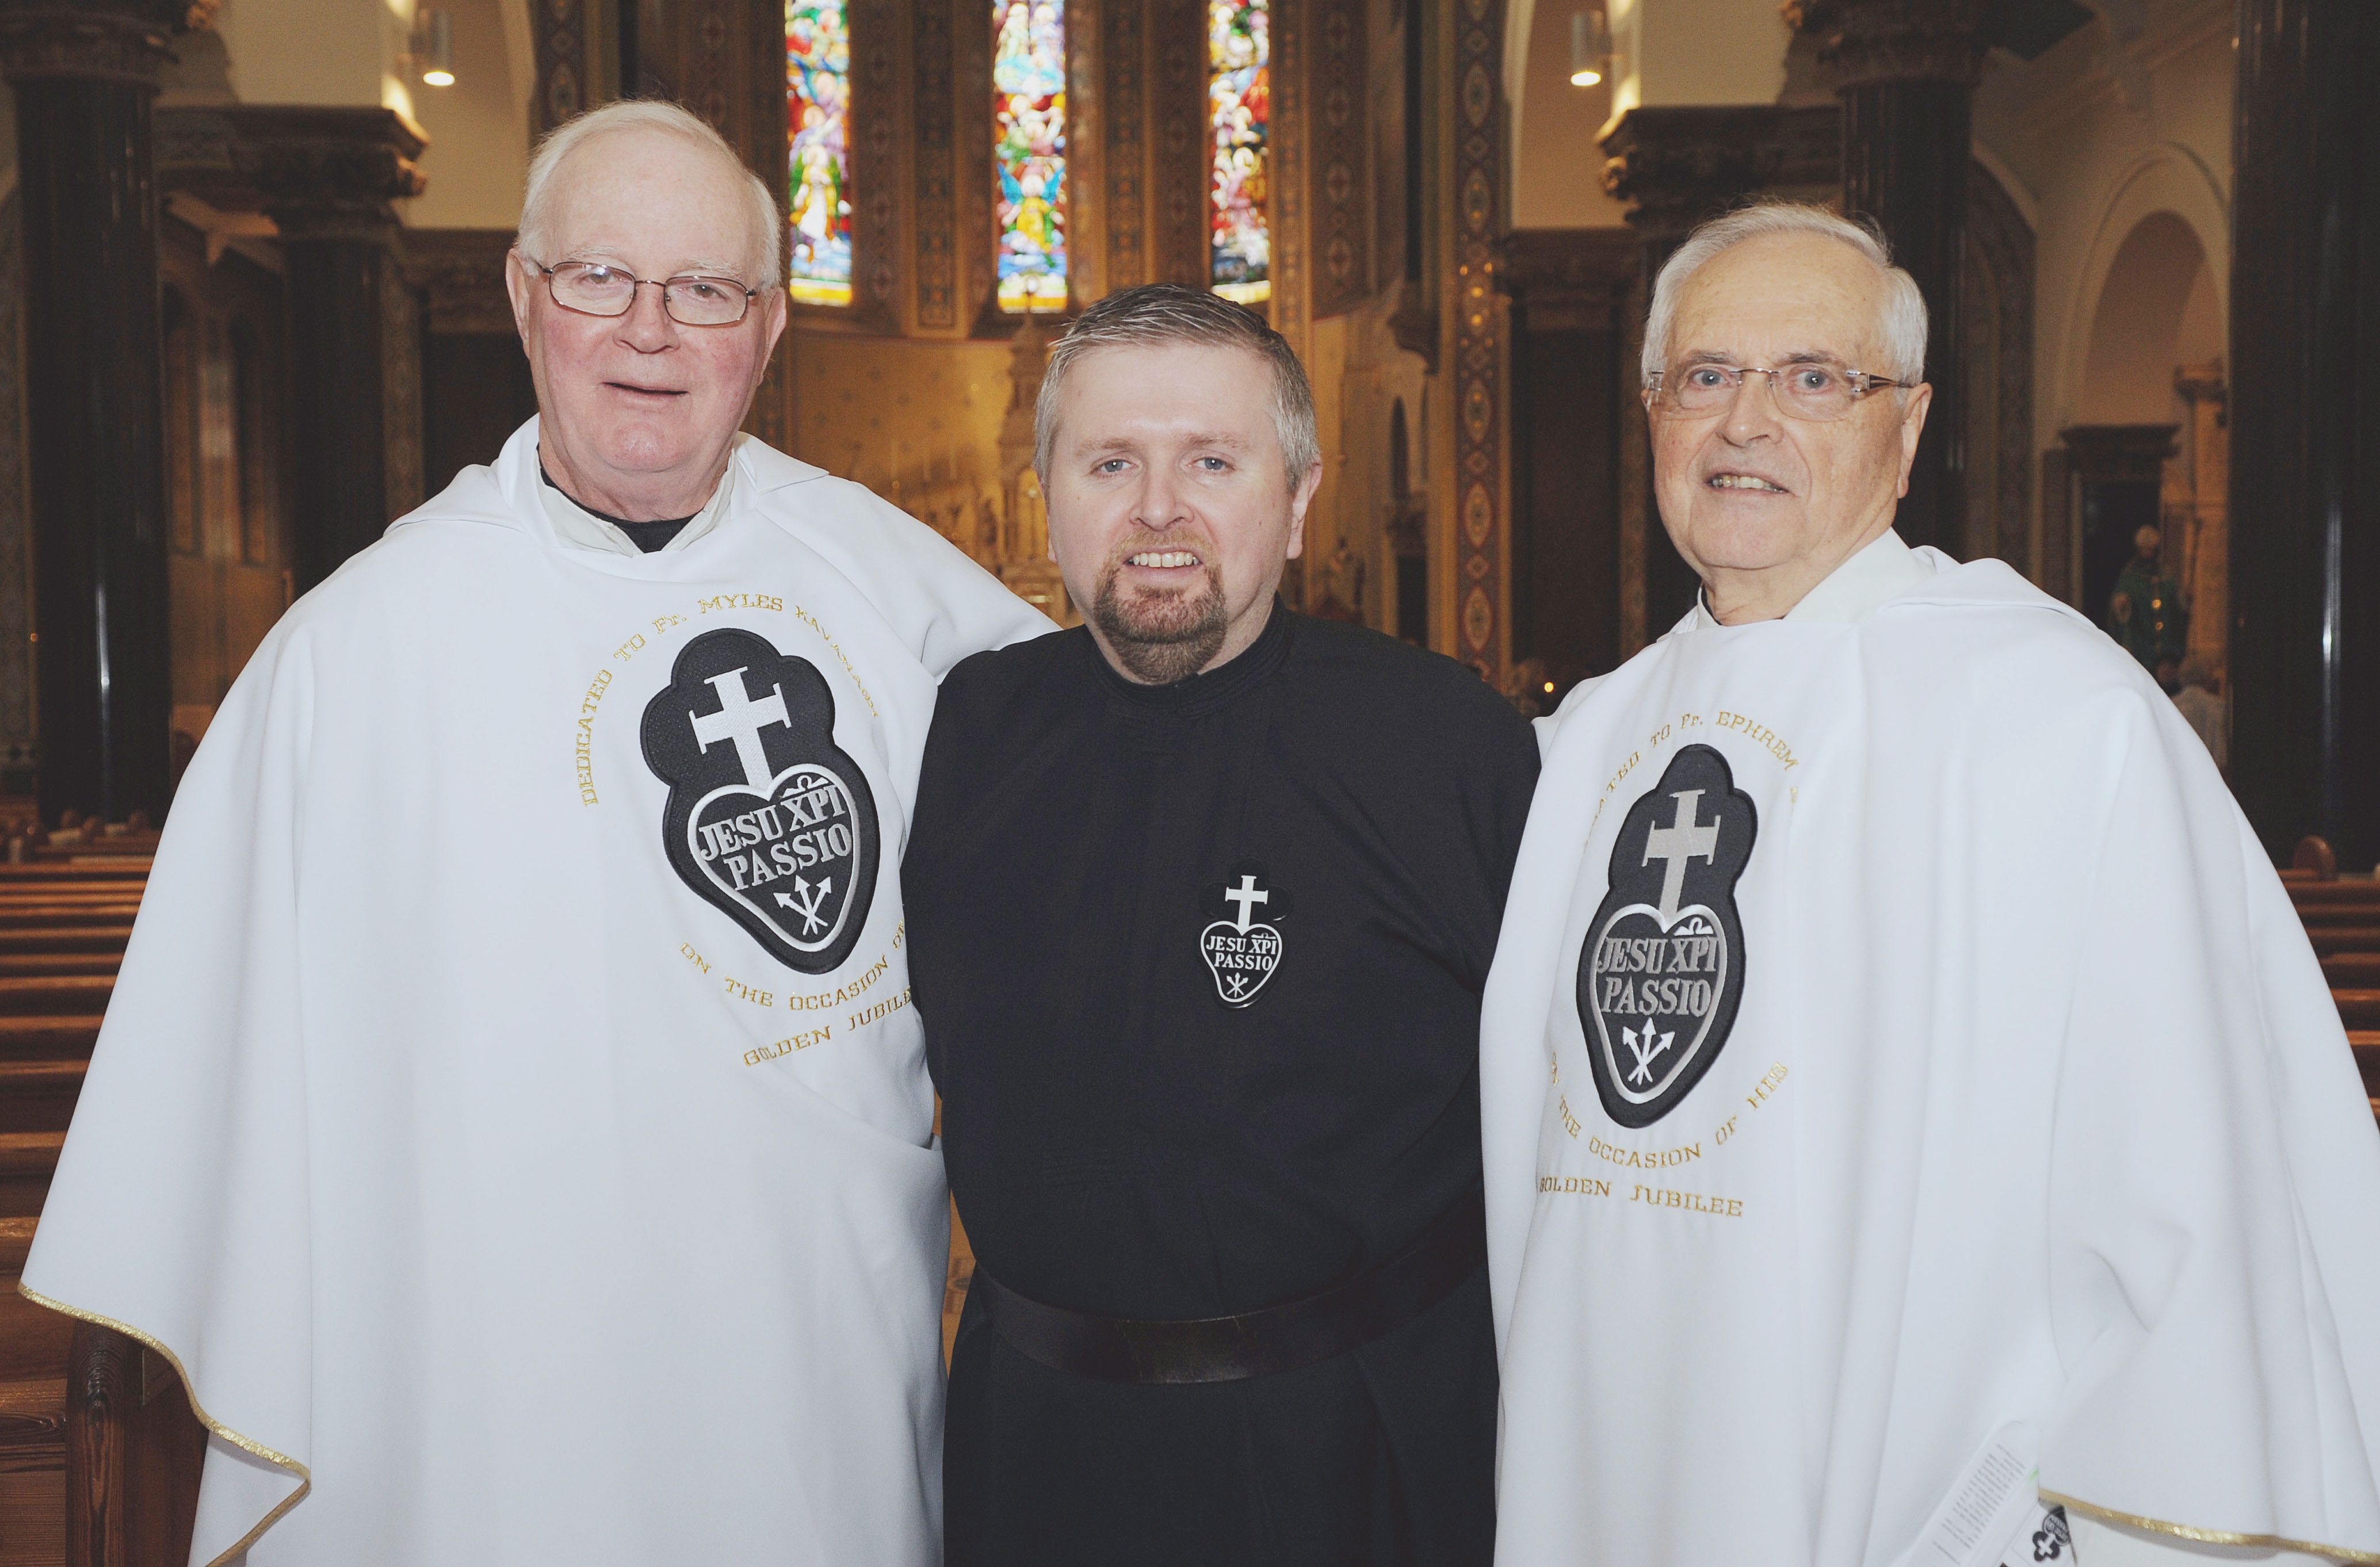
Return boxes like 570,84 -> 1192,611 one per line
521,255 -> 761,327
1645,362 -> 1908,422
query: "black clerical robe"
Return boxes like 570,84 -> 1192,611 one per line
907,608 -> 1538,1567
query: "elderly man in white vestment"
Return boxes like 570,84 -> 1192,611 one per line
20,100 -> 1046,1566
1481,203 -> 2380,1567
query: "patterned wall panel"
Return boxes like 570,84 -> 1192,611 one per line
753,0 -> 797,445
914,0 -> 958,326
1153,0 -> 1207,286
686,0 -> 735,128
1309,0 -> 1366,316
533,0 -> 612,133
1451,0 -> 1506,675
1270,0 -> 1306,350
959,0 -> 995,318
1103,0 -> 1146,290
845,0 -> 902,321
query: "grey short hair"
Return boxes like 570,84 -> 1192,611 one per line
1036,284 -> 1321,490
517,100 -> 782,285
1642,202 -> 1927,388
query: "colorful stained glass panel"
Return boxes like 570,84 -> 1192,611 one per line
993,0 -> 1068,312
1209,0 -> 1269,305
787,0 -> 853,306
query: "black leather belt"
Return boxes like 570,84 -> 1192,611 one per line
970,1190 -> 1486,1385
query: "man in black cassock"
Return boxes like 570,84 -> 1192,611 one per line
905,284 -> 1538,1565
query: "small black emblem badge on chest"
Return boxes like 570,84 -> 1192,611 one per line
1198,861 -> 1292,1008
640,628 -> 879,974
1576,744 -> 1756,1126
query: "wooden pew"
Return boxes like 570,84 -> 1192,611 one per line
0,852 -> 206,1567
2289,842 -> 2380,1121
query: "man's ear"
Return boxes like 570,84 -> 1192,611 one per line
505,251 -> 536,346
1285,460 -> 1324,560
1894,382 -> 1934,499
754,282 -> 790,379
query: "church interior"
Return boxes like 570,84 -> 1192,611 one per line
0,0 -> 2366,1559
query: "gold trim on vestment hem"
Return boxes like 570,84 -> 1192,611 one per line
2041,1489 -> 2380,1565
16,1280 -> 312,1567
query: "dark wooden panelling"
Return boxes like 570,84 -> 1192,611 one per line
1504,230 -> 1631,694
423,336 -> 538,500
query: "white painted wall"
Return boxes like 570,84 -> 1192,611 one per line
1610,0 -> 1787,123
1508,0 -> 1629,228
210,0 -> 402,110
403,0 -> 534,229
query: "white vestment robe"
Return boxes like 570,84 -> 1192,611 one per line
21,419 -> 1050,1566
1483,532 -> 2380,1566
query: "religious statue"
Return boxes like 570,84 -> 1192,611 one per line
1306,534 -> 1366,623
2106,522 -> 2188,672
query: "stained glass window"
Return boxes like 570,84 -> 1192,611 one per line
1208,0 -> 1269,305
786,0 -> 853,306
993,0 -> 1068,312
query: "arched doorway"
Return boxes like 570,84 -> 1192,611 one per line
2059,209 -> 2225,670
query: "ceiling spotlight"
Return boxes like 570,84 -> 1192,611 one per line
1569,9 -> 1612,88
413,8 -> 454,87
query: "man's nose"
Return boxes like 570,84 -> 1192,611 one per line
615,283 -> 678,350
1133,465 -> 1190,529
1722,370 -> 1784,445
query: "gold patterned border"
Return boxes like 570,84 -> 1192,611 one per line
1309,0 -> 1367,316
1451,0 -> 1506,677
1271,0 -> 1306,353
2042,1489 -> 2380,1566
18,1281 -> 312,1567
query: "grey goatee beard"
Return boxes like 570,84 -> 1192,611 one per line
1091,559 -> 1229,685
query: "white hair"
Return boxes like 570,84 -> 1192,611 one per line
1641,202 -> 1927,388
517,100 -> 783,285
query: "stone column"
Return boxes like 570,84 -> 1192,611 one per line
0,0 -> 186,824
2229,0 -> 2380,870
2171,361 -> 2226,679
1599,104 -> 1837,651
1786,0 -> 1989,560
158,107 -> 427,591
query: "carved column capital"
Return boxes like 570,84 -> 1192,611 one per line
157,105 -> 427,244
1782,0 -> 1991,90
1599,104 -> 1840,240
0,1 -> 186,85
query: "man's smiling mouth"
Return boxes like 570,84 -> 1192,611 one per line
1707,473 -> 1789,493
1126,551 -> 1202,568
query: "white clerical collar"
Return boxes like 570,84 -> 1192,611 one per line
1691,528 -> 1932,630
537,451 -> 738,557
